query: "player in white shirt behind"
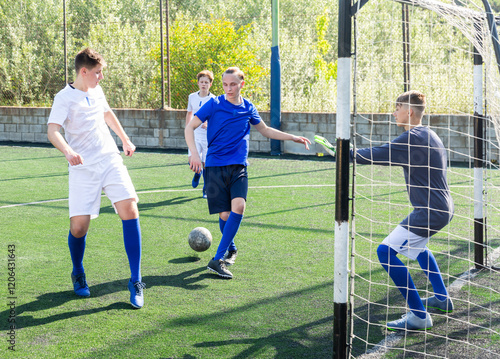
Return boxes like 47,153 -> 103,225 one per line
185,70 -> 216,198
47,48 -> 145,309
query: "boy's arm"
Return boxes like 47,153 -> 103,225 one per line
47,123 -> 84,166
103,110 -> 135,157
254,121 -> 311,150
185,111 -> 193,128
185,115 -> 203,173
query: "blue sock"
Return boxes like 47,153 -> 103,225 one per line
377,244 -> 426,319
123,218 -> 142,283
218,217 -> 237,251
214,212 -> 243,260
417,248 -> 448,301
68,231 -> 86,276
219,217 -> 226,234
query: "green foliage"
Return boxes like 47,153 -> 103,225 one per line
85,14 -> 159,108
0,0 -> 64,106
0,0 -> 496,113
313,9 -> 337,82
149,15 -> 269,109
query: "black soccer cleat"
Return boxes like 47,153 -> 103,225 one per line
207,258 -> 233,279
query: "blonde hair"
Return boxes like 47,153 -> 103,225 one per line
222,67 -> 244,81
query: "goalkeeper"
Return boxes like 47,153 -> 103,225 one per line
352,90 -> 454,331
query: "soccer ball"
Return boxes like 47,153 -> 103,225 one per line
188,227 -> 212,252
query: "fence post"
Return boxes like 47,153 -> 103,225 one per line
63,0 -> 68,84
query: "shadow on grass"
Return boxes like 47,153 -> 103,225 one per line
78,281 -> 334,359
100,196 -> 198,215
194,315 -> 334,359
0,267 -> 210,330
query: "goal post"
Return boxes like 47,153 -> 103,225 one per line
334,0 -> 352,356
335,0 -> 500,357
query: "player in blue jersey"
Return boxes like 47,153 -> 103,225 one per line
185,67 -> 311,279
47,48 -> 145,309
185,70 -> 216,198
352,90 -> 454,330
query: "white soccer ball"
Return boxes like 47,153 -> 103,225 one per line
188,227 -> 212,252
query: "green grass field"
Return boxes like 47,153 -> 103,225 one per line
1,145 -> 500,358
0,145 -> 335,358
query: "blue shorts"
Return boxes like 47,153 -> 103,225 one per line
204,165 -> 248,214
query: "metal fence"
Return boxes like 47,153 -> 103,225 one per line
0,0 -> 338,112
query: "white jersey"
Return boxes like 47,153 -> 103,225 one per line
48,84 -> 119,166
187,91 -> 216,137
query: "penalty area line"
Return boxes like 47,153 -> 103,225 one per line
0,184 -> 334,209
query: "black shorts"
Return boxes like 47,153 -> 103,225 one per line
204,165 -> 248,214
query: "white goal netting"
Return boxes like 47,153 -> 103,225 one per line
350,0 -> 500,357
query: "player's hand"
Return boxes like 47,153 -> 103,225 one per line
189,155 -> 202,174
122,139 -> 136,157
201,122 -> 208,129
65,151 -> 84,166
292,136 -> 311,150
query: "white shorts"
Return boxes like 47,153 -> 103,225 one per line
188,130 -> 208,163
382,225 -> 429,260
68,153 -> 138,219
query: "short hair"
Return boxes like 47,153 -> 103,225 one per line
75,48 -> 106,74
396,90 -> 426,115
197,70 -> 214,83
222,67 -> 245,81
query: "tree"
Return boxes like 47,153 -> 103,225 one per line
150,15 -> 269,109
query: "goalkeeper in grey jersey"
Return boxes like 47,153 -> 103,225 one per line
352,90 -> 454,331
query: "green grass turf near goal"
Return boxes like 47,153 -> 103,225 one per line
2,145 -> 500,358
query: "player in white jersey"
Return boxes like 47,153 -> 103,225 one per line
47,48 -> 145,309
185,70 -> 216,198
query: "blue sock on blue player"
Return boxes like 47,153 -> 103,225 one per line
219,217 -> 226,234
417,248 -> 448,301
377,244 -> 427,319
219,217 -> 237,252
122,218 -> 142,283
68,231 -> 86,276
215,212 -> 242,260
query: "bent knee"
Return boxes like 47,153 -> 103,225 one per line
231,198 -> 246,215
70,225 -> 88,238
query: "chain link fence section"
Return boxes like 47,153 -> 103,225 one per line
0,0 -> 338,112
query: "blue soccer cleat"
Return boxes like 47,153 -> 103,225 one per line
71,272 -> 90,297
128,280 -> 146,309
192,172 -> 201,188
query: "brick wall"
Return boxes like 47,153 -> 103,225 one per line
0,106 -> 498,164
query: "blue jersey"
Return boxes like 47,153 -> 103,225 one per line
351,126 -> 454,237
195,95 -> 262,167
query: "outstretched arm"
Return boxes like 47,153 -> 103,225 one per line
104,110 -> 136,157
47,123 -> 84,166
254,121 -> 311,150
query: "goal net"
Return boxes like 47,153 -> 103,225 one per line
349,0 -> 500,357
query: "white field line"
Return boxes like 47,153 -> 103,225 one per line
0,184 -> 335,209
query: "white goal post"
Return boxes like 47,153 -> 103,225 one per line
335,0 -> 500,357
